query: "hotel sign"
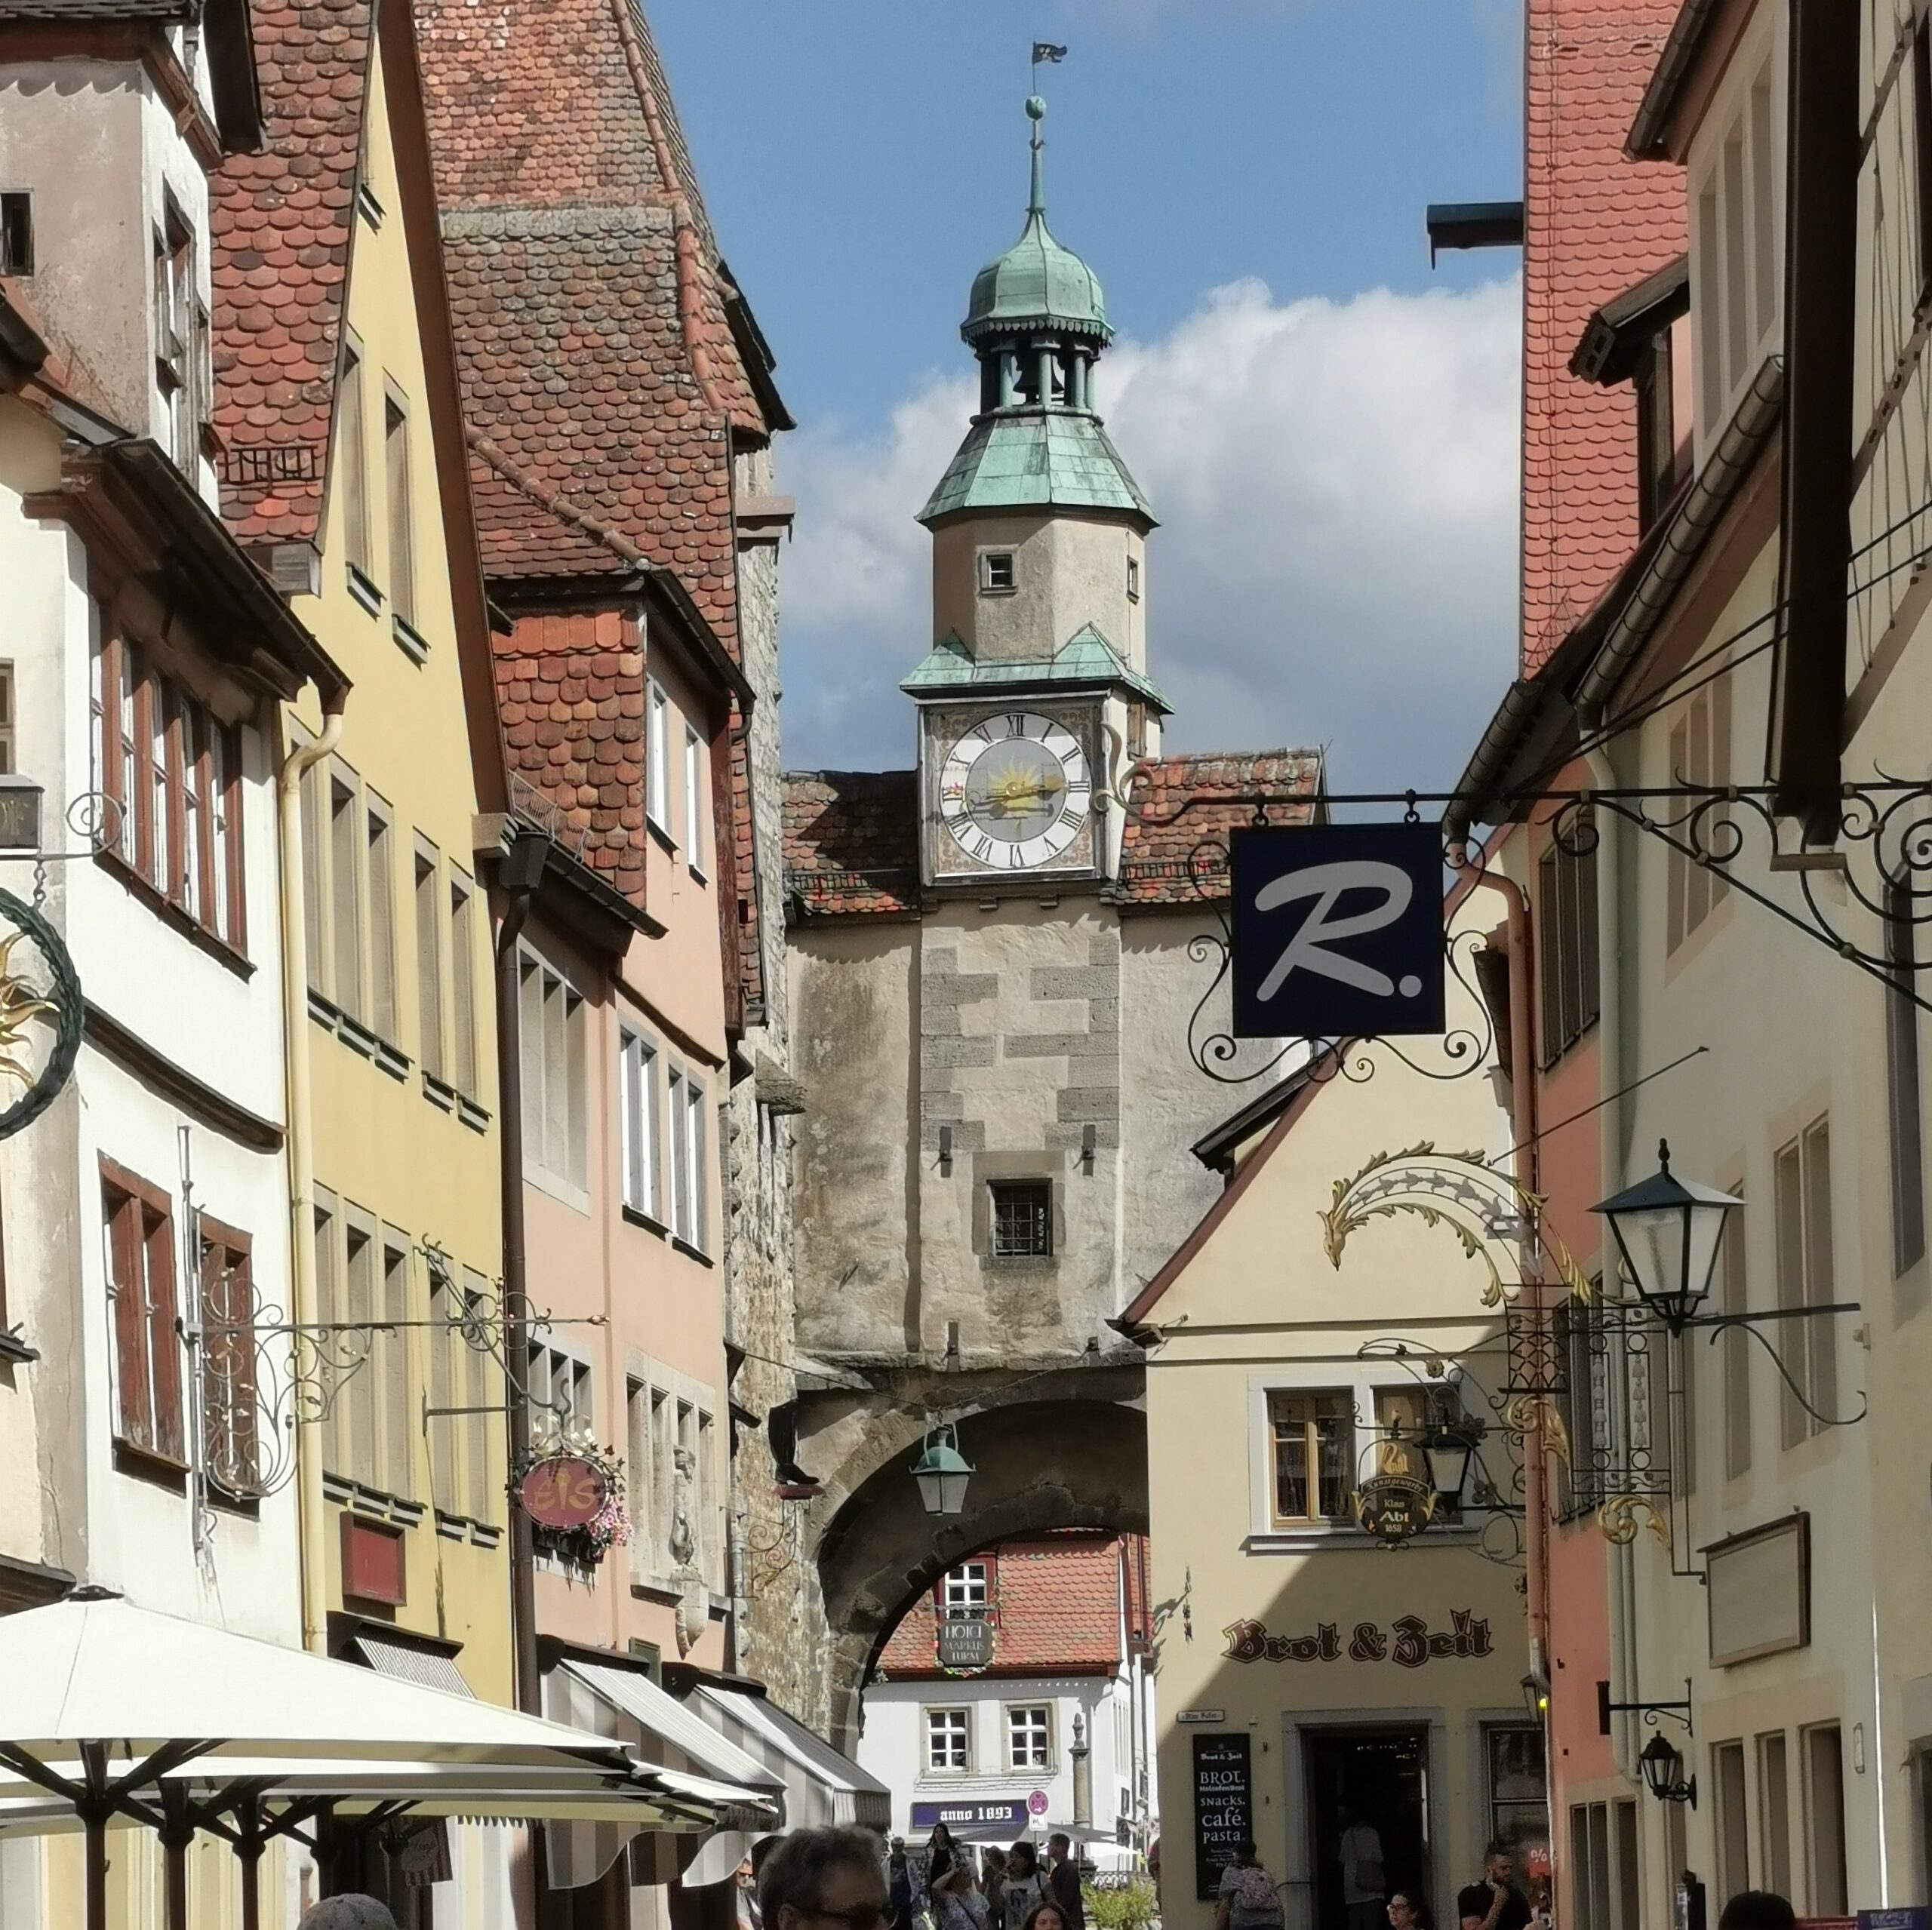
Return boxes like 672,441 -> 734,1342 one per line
937,1612 -> 994,1673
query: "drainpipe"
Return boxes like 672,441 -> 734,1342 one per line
494,828 -> 550,1715
278,689 -> 346,1656
1584,740 -> 1641,1785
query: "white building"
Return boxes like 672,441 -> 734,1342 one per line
857,1534 -> 1157,1870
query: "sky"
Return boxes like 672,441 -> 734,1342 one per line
651,0 -> 1527,795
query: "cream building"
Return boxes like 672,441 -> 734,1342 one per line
1121,883 -> 1535,1930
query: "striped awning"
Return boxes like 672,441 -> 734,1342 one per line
689,1684 -> 890,1832
346,1633 -> 474,1700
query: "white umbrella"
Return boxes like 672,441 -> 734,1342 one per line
0,1590 -> 757,1930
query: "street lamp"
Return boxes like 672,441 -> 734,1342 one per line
1592,1140 -> 1739,1333
1638,1731 -> 1697,1807
1520,1673 -> 1549,1723
910,1423 -> 974,1516
1417,1423 -> 1476,1512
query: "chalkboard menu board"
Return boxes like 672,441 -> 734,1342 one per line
1192,1732 -> 1254,1901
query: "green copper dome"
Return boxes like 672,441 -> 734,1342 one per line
961,97 -> 1112,346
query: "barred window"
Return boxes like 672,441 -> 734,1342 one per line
990,1179 -> 1051,1259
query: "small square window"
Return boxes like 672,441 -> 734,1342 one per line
980,551 -> 1017,594
1126,557 -> 1140,602
941,1561 -> 989,1612
1,194 -> 31,276
926,1707 -> 971,1773
990,1179 -> 1052,1259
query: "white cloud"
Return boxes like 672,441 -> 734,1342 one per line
777,274 -> 1521,795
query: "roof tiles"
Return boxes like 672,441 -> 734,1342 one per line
208,0 -> 371,547
783,770 -> 920,919
1521,0 -> 1687,672
1117,749 -> 1323,906
875,1534 -> 1146,1680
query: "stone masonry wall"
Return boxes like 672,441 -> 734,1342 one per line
723,444 -> 831,1729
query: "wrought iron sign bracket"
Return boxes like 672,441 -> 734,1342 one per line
1600,1678 -> 1694,1735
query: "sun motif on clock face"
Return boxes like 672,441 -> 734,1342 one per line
938,711 -> 1093,871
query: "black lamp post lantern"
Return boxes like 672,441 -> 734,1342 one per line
1592,1140 -> 1740,1332
1416,1422 -> 1478,1511
1638,1731 -> 1698,1808
911,1423 -> 974,1517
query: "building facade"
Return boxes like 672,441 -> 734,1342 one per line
858,1535 -> 1156,1870
1123,884 -> 1536,1930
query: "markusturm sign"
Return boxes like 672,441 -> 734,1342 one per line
1229,822 -> 1445,1040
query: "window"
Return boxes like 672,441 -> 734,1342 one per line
1691,55 -> 1780,442
1758,1732 -> 1792,1900
380,1234 -> 412,1498
0,192 -> 30,276
449,871 -> 478,1097
683,724 -> 706,876
1722,1185 -> 1751,1479
646,680 -> 669,829
1714,1739 -> 1749,1900
429,1268 -> 460,1517
619,1030 -> 661,1221
460,1270 -> 495,1524
626,1378 -> 651,1573
328,773 -> 361,1019
414,844 -> 443,1080
95,635 -> 245,952
1803,1724 -> 1847,1915
1634,332 -> 1688,532
1887,879 -> 1925,1281
1487,1728 -> 1549,1868
365,801 -> 396,1043
925,1708 -> 971,1774
0,662 -> 20,773
527,1340 -> 592,1448
198,1219 -> 257,1505
940,1561 -> 989,1614
666,1067 -> 707,1249
1537,818 -> 1598,1061
1553,1290 -> 1609,1514
1008,1705 -> 1051,1772
339,341 -> 372,585
152,198 -> 196,471
1666,682 -> 1731,954
340,1216 -> 376,1481
989,1179 -> 1051,1259
1267,1390 -> 1351,1526
1567,1800 -> 1639,1930
1371,1385 -> 1426,1477
1774,1116 -> 1835,1446
101,1163 -> 183,1467
697,1408 -> 717,1587
1126,556 -> 1140,603
519,952 -> 586,1191
978,551 -> 1017,593
383,389 -> 415,628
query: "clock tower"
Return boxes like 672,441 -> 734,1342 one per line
909,94 -> 1166,890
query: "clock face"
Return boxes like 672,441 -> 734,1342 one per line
938,711 -> 1093,871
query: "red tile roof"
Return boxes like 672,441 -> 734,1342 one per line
1521,0 -> 1686,672
208,0 -> 371,547
783,770 -> 921,919
875,1534 -> 1146,1680
495,605 -> 648,901
1116,750 -> 1323,906
420,0 -> 777,1015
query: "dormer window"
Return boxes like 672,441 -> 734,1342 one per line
979,551 -> 1017,595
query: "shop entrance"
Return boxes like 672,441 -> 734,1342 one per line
1304,1726 -> 1431,1930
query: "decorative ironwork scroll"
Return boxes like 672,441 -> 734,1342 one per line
0,890 -> 82,1141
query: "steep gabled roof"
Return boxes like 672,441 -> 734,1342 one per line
1116,749 -> 1324,907
1521,0 -> 1687,672
208,0 -> 371,546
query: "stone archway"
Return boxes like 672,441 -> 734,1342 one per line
803,1369 -> 1147,1753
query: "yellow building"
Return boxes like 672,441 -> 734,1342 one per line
211,0 -> 513,1768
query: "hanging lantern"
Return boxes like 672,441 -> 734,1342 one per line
1592,1140 -> 1738,1333
911,1423 -> 974,1516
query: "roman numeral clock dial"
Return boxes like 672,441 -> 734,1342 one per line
937,711 -> 1092,874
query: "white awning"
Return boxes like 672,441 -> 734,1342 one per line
689,1684 -> 891,1832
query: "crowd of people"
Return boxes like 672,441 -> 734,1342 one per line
883,1823 -> 1091,1930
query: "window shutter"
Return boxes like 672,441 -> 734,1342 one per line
105,1187 -> 149,1448
144,1199 -> 183,1462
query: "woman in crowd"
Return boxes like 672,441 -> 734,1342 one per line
1002,1844 -> 1048,1930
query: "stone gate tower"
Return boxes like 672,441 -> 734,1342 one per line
779,94 -> 1324,1747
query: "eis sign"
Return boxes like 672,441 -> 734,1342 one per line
1229,823 -> 1444,1040
1223,1609 -> 1494,1668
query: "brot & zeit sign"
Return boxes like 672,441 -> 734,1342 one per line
1229,822 -> 1444,1039
1192,1732 -> 1253,1902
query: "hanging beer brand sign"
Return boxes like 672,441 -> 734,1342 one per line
936,1612 -> 995,1673
1192,1733 -> 1253,1902
1229,823 -> 1445,1039
518,1454 -> 608,1529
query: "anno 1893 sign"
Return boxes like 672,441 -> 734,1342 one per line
1223,1610 -> 1494,1667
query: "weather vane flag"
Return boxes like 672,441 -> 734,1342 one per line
1032,41 -> 1068,69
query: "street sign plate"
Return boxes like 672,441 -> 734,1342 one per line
1229,822 -> 1445,1040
